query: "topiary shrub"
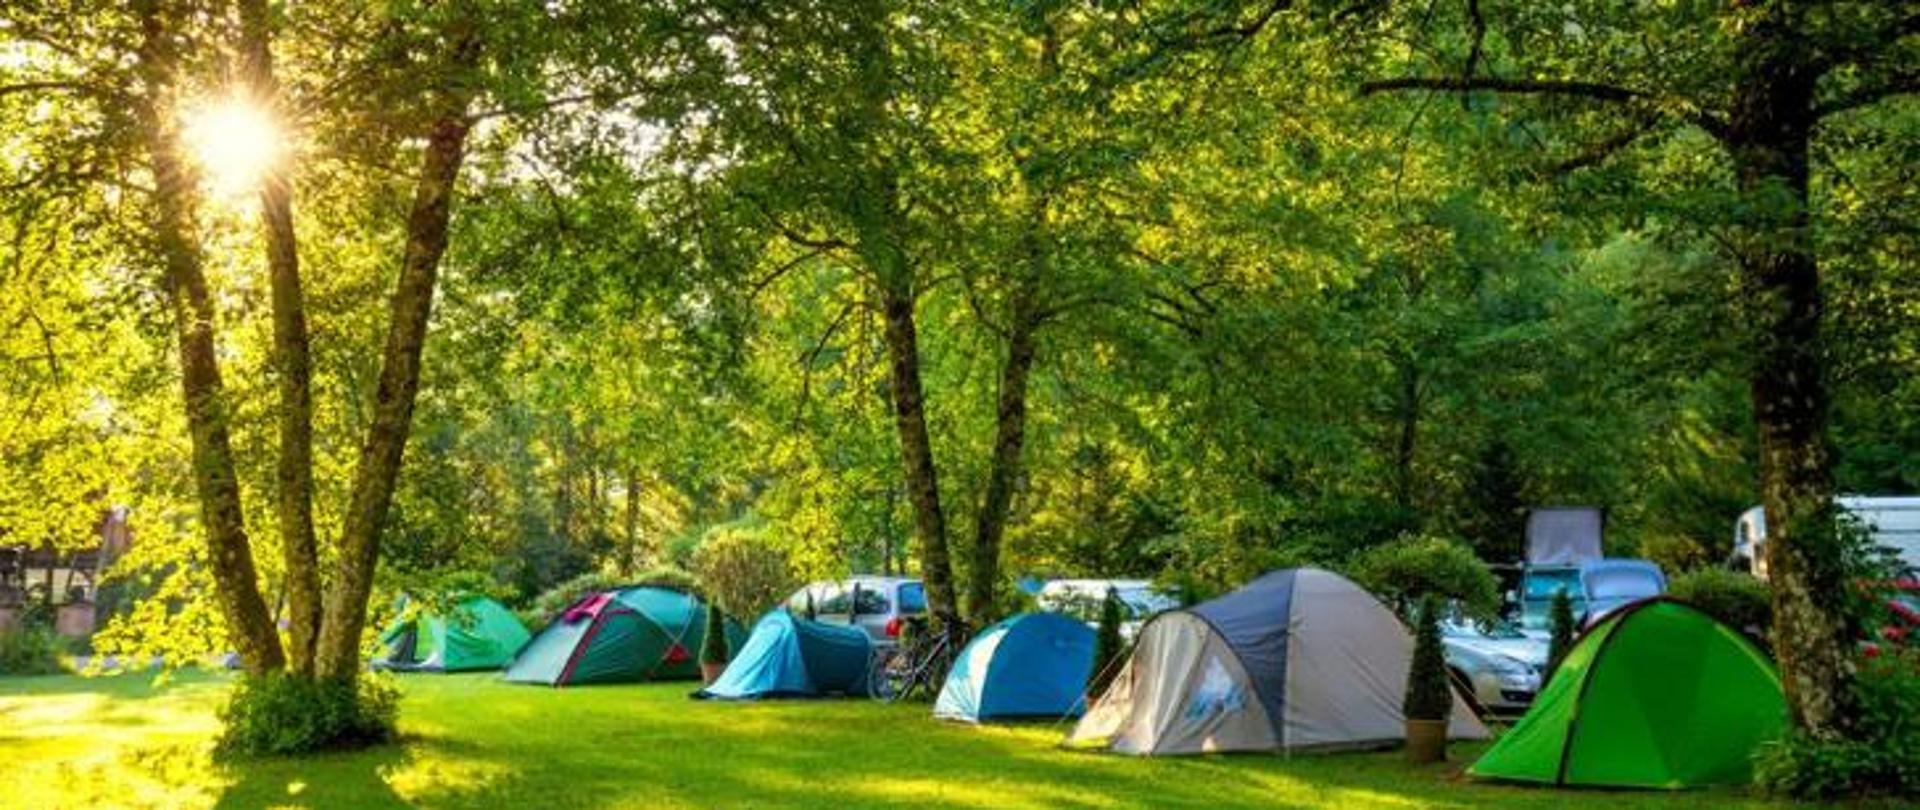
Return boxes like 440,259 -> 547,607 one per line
1669,568 -> 1771,640
0,626 -> 67,675
700,602 -> 730,666
1089,587 -> 1127,696
1546,588 -> 1576,678
1404,595 -> 1451,722
1756,648 -> 1920,799
217,673 -> 399,757
1350,534 -> 1500,624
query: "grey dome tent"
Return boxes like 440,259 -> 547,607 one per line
1066,567 -> 1487,755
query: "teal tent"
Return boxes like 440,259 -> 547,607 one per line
505,586 -> 744,686
375,595 -> 530,673
935,612 -> 1095,722
696,610 -> 873,699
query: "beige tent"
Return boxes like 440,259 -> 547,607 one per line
1067,567 -> 1487,755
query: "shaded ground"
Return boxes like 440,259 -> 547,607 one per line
0,671 -> 1809,809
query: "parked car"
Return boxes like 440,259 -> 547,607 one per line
1517,559 -> 1666,634
1442,618 -> 1546,714
1034,579 -> 1179,641
784,576 -> 925,648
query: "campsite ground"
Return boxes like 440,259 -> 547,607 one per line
0,672 -> 1826,809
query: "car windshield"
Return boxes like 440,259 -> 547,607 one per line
1524,570 -> 1579,600
1118,587 -> 1178,617
1587,569 -> 1661,600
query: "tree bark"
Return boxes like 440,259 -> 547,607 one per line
237,0 -> 321,677
314,50 -> 477,679
1392,354 -> 1420,512
132,0 -> 285,674
966,294 -> 1039,621
1726,7 -> 1849,737
875,261 -> 961,628
623,467 -> 641,576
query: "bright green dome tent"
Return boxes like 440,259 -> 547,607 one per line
375,595 -> 531,672
1469,598 -> 1787,789
505,585 -> 746,686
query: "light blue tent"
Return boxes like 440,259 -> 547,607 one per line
935,612 -> 1096,722
696,610 -> 873,699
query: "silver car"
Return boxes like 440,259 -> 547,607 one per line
1034,579 -> 1180,641
786,576 -> 926,648
1442,618 -> 1546,714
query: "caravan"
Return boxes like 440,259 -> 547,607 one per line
1732,496 -> 1920,578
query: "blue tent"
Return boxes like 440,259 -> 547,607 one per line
935,612 -> 1096,722
696,610 -> 873,699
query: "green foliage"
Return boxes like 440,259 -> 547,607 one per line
1089,587 -> 1127,696
1637,535 -> 1711,575
1669,569 -> 1771,639
1403,596 -> 1451,722
691,521 -> 798,619
0,627 -> 67,675
217,673 -> 398,757
700,603 -> 729,666
524,567 -> 697,628
1349,535 -> 1500,624
1547,589 -> 1576,676
1755,649 -> 1920,799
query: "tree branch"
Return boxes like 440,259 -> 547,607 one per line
1359,76 -> 1643,102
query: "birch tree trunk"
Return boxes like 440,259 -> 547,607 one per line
132,0 -> 285,674
314,39 -> 479,678
237,0 -> 322,677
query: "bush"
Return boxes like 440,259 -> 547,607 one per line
1350,534 -> 1500,623
1404,595 -> 1451,721
218,673 -> 399,757
1638,534 -> 1710,574
1089,587 -> 1127,696
526,566 -> 697,627
692,526 -> 796,619
700,602 -> 729,666
0,626 -> 67,675
1756,649 -> 1920,799
1669,568 -> 1771,639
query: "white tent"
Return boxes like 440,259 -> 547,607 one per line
1526,506 -> 1604,565
1066,567 -> 1486,755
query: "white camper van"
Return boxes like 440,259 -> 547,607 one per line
1732,496 -> 1920,578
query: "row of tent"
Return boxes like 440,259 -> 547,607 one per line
377,569 -> 1788,791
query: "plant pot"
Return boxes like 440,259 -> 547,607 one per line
1405,718 -> 1448,764
700,661 -> 727,685
55,602 -> 96,638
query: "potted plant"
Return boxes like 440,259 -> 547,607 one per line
699,602 -> 729,685
1404,595 -> 1451,763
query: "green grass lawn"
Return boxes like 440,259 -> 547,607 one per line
0,671 -> 1817,809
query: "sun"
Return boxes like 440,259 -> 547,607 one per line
181,97 -> 284,197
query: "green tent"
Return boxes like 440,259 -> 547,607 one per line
375,595 -> 531,673
504,585 -> 746,686
1469,598 -> 1787,789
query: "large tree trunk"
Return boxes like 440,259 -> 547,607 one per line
132,0 -> 285,674
966,296 -> 1039,622
237,0 -> 321,677
1726,8 -> 1849,737
875,265 -> 961,627
314,73 -> 477,679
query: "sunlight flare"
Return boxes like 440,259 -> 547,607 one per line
181,97 -> 283,197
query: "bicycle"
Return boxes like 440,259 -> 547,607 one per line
870,617 -> 964,702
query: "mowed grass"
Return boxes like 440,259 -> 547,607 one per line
0,671 -> 1822,809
